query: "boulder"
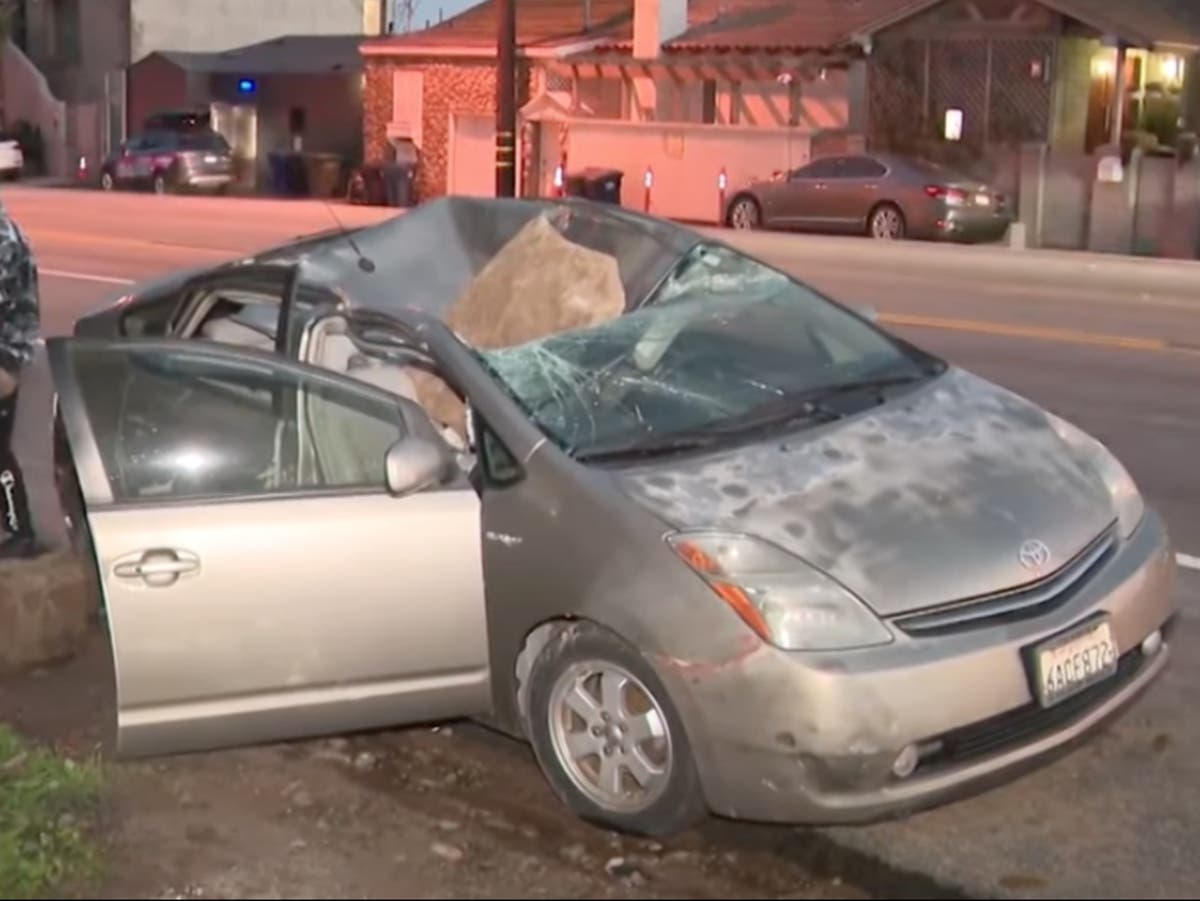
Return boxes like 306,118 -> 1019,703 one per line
414,212 -> 627,435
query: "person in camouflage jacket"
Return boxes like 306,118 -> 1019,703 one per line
0,199 -> 39,558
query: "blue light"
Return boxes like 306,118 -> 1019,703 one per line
237,78 -> 256,94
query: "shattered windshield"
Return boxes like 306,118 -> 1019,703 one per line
475,241 -> 941,461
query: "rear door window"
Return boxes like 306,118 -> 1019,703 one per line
794,158 -> 845,180
842,157 -> 889,178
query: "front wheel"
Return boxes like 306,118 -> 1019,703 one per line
524,622 -> 706,838
152,172 -> 169,195
99,171 -> 115,191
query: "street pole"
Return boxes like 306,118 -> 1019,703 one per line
495,0 -> 517,197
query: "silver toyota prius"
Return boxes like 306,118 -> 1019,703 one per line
55,197 -> 1177,837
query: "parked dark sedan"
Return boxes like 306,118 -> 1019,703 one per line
726,152 -> 1013,243
99,129 -> 234,195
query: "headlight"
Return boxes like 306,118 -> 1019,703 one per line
666,531 -> 893,652
1047,413 -> 1144,538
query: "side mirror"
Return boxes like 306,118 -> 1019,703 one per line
855,304 -> 879,323
384,437 -> 451,497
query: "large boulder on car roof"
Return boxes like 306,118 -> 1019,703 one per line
415,212 -> 627,433
446,212 -> 626,347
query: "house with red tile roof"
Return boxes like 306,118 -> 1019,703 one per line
360,0 -> 1200,221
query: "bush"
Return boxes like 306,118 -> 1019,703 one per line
0,726 -> 103,898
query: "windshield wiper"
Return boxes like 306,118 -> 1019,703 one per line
573,373 -> 931,465
579,400 -> 841,464
802,373 -> 929,402
576,433 -> 723,463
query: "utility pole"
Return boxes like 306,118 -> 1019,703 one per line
495,0 -> 517,197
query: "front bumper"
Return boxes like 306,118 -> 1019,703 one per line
669,510 -> 1176,825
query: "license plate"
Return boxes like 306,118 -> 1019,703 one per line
1032,618 -> 1119,708
204,154 -> 218,164
974,193 -> 991,207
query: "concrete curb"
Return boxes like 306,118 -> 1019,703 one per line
5,176 -> 76,189
706,228 -> 1200,299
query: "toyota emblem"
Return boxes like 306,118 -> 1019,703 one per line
1018,539 -> 1052,572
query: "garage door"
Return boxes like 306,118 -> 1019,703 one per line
449,114 -> 496,198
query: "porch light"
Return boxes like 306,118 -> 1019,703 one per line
1091,56 -> 1116,78
1161,55 -> 1184,86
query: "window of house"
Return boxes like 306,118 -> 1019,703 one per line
49,0 -> 83,64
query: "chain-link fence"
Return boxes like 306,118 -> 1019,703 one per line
869,35 -> 1055,158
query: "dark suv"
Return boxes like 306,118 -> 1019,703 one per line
99,129 -> 234,195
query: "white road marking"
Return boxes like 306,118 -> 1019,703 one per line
40,268 -> 135,286
1178,554 -> 1200,572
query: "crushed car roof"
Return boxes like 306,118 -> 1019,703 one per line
249,196 -> 702,319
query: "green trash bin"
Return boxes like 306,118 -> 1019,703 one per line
303,153 -> 345,198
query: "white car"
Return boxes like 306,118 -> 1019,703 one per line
0,136 -> 23,181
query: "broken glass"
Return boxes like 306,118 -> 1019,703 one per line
472,239 -> 937,460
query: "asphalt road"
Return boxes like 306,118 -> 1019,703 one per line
4,186 -> 1200,899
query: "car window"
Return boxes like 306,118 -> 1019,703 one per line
794,158 -> 844,179
841,157 -> 888,178
120,292 -> 185,336
67,345 -> 409,504
179,131 -> 231,153
141,131 -> 177,152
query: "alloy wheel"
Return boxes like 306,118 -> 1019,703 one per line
547,660 -> 672,814
871,205 -> 905,239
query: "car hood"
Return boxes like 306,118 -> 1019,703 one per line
618,368 -> 1117,617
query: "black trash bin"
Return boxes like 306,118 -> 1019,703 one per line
565,167 -> 623,204
381,161 -> 418,207
267,152 -> 289,195
268,152 -> 308,196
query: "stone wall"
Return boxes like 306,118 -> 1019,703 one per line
363,55 -> 532,200
0,552 -> 95,676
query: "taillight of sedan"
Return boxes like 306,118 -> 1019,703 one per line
925,184 -> 996,210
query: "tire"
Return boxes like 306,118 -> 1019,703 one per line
100,171 -> 115,191
152,171 -> 168,195
524,621 -> 706,838
727,195 -> 762,230
868,202 -> 906,240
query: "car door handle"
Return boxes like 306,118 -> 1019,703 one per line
113,549 -> 200,587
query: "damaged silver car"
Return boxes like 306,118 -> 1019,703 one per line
55,197 -> 1177,836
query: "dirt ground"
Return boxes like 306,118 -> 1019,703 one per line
0,627 -> 877,900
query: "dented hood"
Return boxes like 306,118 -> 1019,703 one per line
619,368 -> 1116,616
